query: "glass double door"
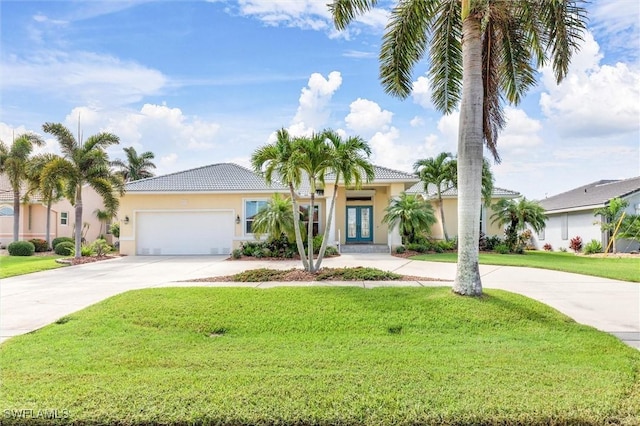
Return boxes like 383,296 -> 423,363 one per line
346,206 -> 373,243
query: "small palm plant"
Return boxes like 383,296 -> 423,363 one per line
250,193 -> 301,243
382,193 -> 437,245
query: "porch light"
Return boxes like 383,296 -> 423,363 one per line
236,215 -> 241,224
124,215 -> 130,225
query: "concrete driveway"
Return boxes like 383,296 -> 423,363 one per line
1,254 -> 638,348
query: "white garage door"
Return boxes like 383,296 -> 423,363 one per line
136,211 -> 233,255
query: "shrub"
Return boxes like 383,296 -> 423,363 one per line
52,237 -> 73,249
436,239 -> 456,251
109,222 -> 120,238
569,236 -> 583,253
405,243 -> 427,253
29,238 -> 49,252
324,246 -> 339,256
484,235 -> 503,251
583,239 -> 603,255
559,247 -> 567,252
231,249 -> 242,259
8,241 -> 35,256
91,239 -> 111,257
395,246 -> 406,254
494,243 -> 510,254
543,243 -> 553,251
316,267 -> 402,281
54,241 -> 75,256
78,245 -> 95,257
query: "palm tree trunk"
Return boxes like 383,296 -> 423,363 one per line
314,180 -> 339,272
45,200 -> 52,249
289,184 -> 309,270
13,189 -> 20,242
438,193 -> 449,241
74,184 -> 83,259
307,189 -> 316,273
453,16 -> 483,297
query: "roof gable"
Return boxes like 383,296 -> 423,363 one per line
538,177 -> 640,212
406,181 -> 520,198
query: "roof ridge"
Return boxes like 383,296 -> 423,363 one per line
130,162 -> 248,182
373,164 -> 415,176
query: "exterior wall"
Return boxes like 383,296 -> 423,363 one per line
428,197 -> 507,241
118,191 -> 325,255
535,210 -> 601,252
615,192 -> 640,252
0,203 -> 54,245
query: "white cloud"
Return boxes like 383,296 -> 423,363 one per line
290,71 -> 342,134
498,108 -> 543,152
368,127 -> 434,172
344,98 -> 393,135
539,32 -> 640,138
2,50 -> 167,107
411,76 -> 433,109
410,116 -> 424,127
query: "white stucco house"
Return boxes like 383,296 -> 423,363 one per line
534,177 -> 640,253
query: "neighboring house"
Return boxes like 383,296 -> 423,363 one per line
118,163 -> 419,256
535,177 -> 640,253
0,174 -> 111,247
406,182 -> 520,239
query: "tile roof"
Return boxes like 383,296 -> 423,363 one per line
406,181 -> 520,198
0,174 -> 43,203
125,163 -> 420,193
124,163 -> 288,192
538,177 -> 640,212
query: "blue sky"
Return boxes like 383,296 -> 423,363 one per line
1,0 -> 638,199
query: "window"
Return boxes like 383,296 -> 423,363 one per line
60,212 -> 69,226
0,206 -> 13,216
245,200 -> 268,234
479,207 -> 485,234
561,213 -> 568,240
300,204 -> 320,236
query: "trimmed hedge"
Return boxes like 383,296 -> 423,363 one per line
8,241 -> 35,256
52,237 -> 74,249
29,238 -> 49,252
54,241 -> 75,256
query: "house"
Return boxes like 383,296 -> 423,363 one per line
0,174 -> 111,247
118,163 -> 419,256
535,177 -> 640,253
406,182 -> 520,239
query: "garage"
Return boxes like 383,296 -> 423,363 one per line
136,211 -> 234,255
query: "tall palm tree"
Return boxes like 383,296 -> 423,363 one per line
315,130 -> 375,270
414,152 -> 455,241
330,0 -> 586,296
490,198 -> 547,252
0,133 -> 45,242
382,193 -> 437,245
25,153 -> 65,248
41,123 -> 123,258
111,146 -> 156,182
250,193 -> 298,242
251,128 -> 310,270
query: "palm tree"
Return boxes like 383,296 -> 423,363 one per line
250,193 -> 298,242
93,208 -> 112,238
414,152 -> 455,241
25,153 -> 65,248
382,193 -> 437,245
252,128 -> 310,270
330,0 -> 586,295
111,146 -> 156,182
490,198 -> 547,253
41,123 -> 123,258
594,197 -> 629,253
315,130 -> 375,270
0,133 -> 45,242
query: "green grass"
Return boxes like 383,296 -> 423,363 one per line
2,287 -> 638,425
410,251 -> 640,282
0,254 -> 65,279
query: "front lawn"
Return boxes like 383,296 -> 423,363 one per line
2,287 -> 638,425
410,251 -> 640,282
0,254 -> 65,279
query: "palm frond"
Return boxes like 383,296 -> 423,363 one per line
381,0 -> 439,99
328,0 -> 379,31
42,123 -> 77,158
428,0 -> 462,113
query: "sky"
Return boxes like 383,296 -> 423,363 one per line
1,0 -> 639,200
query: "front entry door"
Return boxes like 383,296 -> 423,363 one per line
346,206 -> 373,243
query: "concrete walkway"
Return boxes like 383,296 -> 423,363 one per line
1,254 -> 638,348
